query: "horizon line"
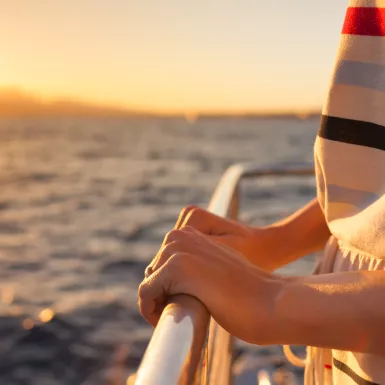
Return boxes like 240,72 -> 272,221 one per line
0,85 -> 322,118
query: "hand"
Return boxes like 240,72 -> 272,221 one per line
138,226 -> 284,344
145,205 -> 274,276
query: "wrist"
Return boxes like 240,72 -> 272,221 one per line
252,224 -> 293,270
270,276 -> 317,346
250,273 -> 292,345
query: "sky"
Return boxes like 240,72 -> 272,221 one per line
1,1 -> 349,114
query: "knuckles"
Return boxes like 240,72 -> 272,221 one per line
159,241 -> 179,258
167,252 -> 190,274
164,226 -> 197,244
180,225 -> 196,233
164,228 -> 182,243
154,228 -> 201,270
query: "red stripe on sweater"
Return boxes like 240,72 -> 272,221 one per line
342,7 -> 385,36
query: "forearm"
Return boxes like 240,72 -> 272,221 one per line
258,198 -> 331,271
272,270 -> 385,356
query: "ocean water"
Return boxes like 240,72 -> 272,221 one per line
0,116 -> 320,385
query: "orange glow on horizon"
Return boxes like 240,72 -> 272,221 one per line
1,1 -> 347,116
0,85 -> 321,117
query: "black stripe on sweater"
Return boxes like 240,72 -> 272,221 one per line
333,358 -> 380,385
319,115 -> 385,151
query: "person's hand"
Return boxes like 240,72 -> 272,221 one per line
145,205 -> 274,277
138,226 -> 284,345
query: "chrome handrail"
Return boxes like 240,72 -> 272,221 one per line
134,161 -> 315,385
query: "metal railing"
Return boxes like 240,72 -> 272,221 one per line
133,161 -> 315,385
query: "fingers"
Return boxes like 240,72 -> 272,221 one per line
174,205 -> 198,230
151,240 -> 189,272
145,204 -> 230,279
139,265 -> 168,326
175,205 -> 220,233
179,206 -> 213,232
145,228 -> 180,277
139,253 -> 191,326
145,226 -> 198,278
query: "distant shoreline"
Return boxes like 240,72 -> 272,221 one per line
0,113 -> 321,120
0,87 -> 321,120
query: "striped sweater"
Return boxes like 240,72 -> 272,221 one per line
315,0 -> 385,259
310,1 -> 385,384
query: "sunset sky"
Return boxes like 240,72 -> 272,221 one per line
1,1 -> 348,114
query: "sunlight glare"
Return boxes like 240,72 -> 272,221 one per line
39,308 -> 55,323
258,370 -> 272,385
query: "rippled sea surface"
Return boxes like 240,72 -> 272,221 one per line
0,116 -> 319,385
